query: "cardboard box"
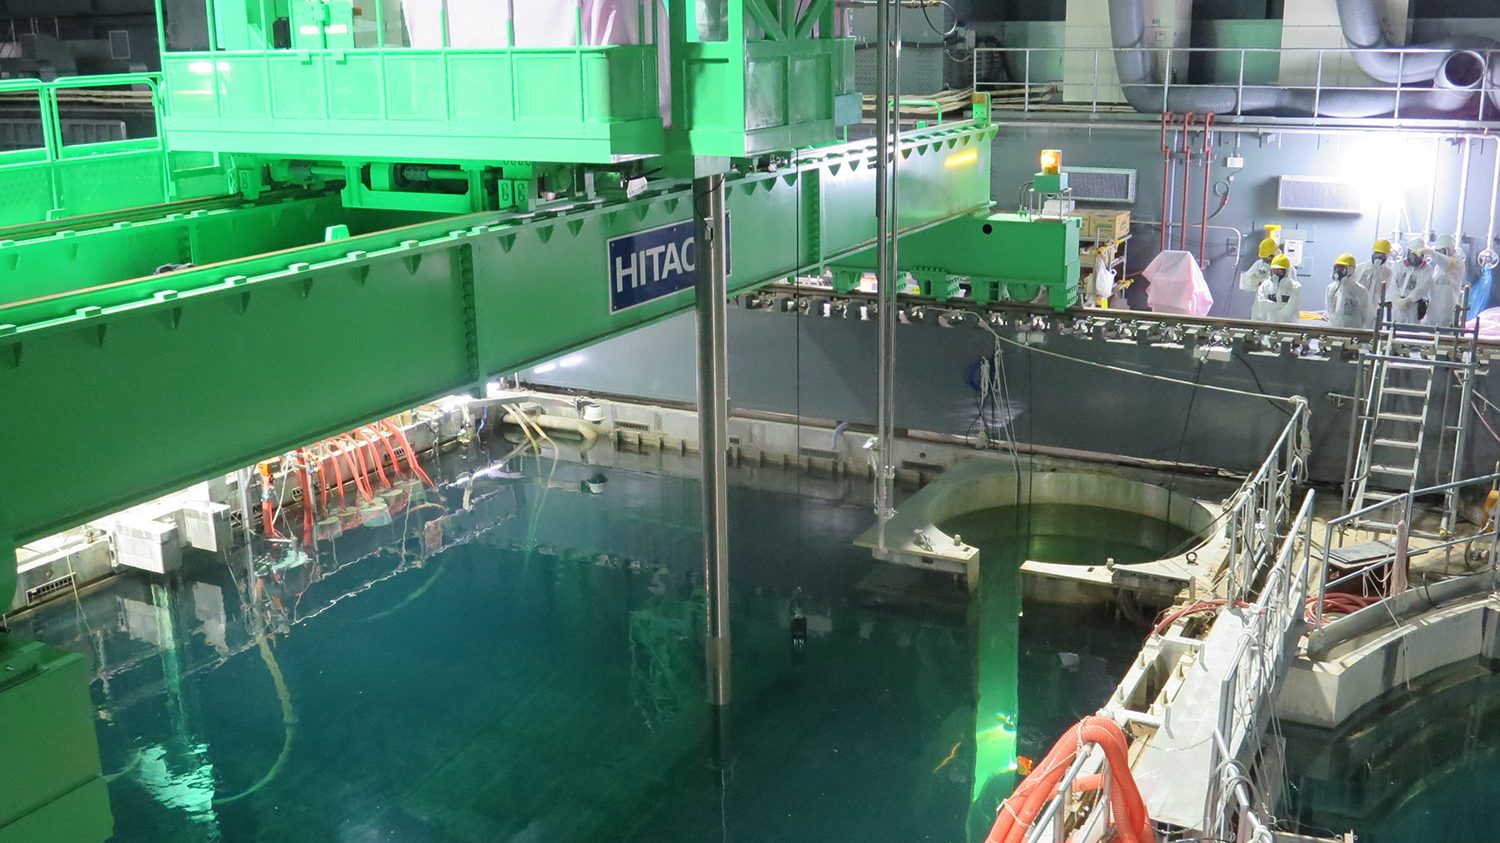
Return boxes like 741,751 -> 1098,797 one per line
1077,209 -> 1131,242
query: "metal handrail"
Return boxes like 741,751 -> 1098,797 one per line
1019,445 -> 1312,843
1313,470 -> 1500,626
970,45 -> 1500,126
1204,490 -> 1316,843
1223,398 -> 1310,605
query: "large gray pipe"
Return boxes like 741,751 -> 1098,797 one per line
1108,0 -> 1491,117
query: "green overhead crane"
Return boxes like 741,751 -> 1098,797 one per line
0,2 -> 1082,839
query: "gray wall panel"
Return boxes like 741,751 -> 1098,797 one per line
526,309 -> 1500,486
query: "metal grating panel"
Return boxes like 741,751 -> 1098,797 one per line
1064,166 -> 1137,204
26,573 -> 74,605
1278,175 -> 1364,214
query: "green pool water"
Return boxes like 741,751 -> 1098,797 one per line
941,504 -> 1196,839
16,455 -> 1185,842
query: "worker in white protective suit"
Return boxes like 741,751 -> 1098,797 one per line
1424,233 -> 1467,327
1325,253 -> 1368,329
1252,255 -> 1300,323
1391,237 -> 1437,324
1239,237 -> 1280,293
1359,239 -> 1395,327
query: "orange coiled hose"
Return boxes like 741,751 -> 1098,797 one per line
986,716 -> 1152,843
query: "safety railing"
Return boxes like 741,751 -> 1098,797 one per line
1204,490 -> 1316,843
1312,471 -> 1500,627
1223,398 -> 1311,606
1014,486 -> 1308,840
971,46 -> 1500,125
0,73 -> 223,224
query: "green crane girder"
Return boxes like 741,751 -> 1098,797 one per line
0,119 -> 997,607
830,212 -> 1083,310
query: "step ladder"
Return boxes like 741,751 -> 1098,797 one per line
1343,315 -> 1481,534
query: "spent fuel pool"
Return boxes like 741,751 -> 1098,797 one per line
18,449 -> 1183,843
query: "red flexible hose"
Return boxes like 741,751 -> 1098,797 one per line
365,425 -> 406,478
384,419 -> 436,489
325,442 -> 348,508
987,716 -> 1152,843
990,714 -> 1152,840
1306,592 -> 1378,624
1151,597 -> 1250,637
357,430 -> 392,489
335,439 -> 374,501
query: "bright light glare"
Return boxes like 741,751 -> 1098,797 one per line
1339,134 -> 1418,214
944,148 -> 980,169
557,354 -> 586,368
532,362 -> 557,374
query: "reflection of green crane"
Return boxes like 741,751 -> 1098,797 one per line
628,590 -> 702,732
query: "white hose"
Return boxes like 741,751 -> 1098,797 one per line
502,410 -> 599,444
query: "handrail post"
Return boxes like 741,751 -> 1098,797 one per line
1313,49 -> 1324,120
1314,521 -> 1333,627
1091,48 -> 1099,115
1024,49 -> 1032,112
1236,47 -> 1245,117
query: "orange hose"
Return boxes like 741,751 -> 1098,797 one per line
986,716 -> 1152,843
364,425 -> 406,479
324,443 -> 347,508
355,432 -> 391,489
335,439 -> 373,502
384,419 -> 436,489
1152,598 -> 1249,637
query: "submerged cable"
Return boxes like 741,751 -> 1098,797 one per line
213,636 -> 294,805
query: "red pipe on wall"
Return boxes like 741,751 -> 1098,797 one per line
1159,112 -> 1175,253
1179,112 -> 1196,251
1199,112 -> 1216,264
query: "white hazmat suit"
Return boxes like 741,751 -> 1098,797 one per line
1325,273 -> 1369,330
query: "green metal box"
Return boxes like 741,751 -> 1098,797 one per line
0,640 -> 111,843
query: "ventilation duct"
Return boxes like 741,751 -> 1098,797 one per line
1107,0 -> 1499,117
1277,176 -> 1365,214
1063,167 -> 1138,204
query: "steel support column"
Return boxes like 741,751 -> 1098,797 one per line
695,172 -> 731,708
873,0 -> 899,551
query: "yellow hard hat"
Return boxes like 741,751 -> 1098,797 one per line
1271,255 -> 1293,270
1373,239 -> 1392,255
1258,237 -> 1280,259
1334,252 -> 1357,269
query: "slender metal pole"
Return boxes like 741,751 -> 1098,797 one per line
1455,136 -> 1473,245
1426,137 -> 1443,238
874,0 -> 898,551
695,172 -> 731,708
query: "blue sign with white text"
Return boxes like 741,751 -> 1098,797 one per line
607,219 -> 729,313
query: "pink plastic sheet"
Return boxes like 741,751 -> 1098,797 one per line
1466,307 -> 1500,342
1143,250 -> 1214,317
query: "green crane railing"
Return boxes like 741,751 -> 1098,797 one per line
0,74 -> 229,226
